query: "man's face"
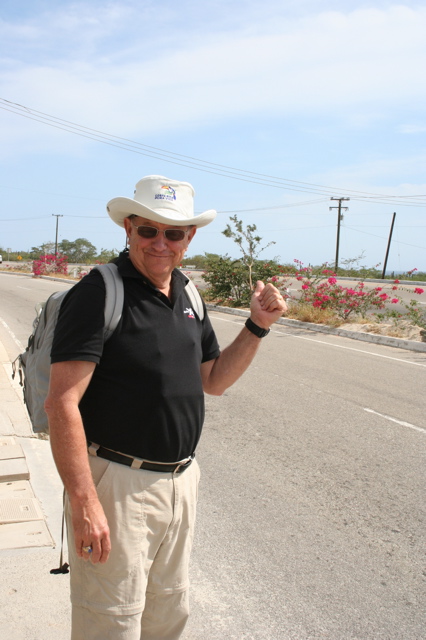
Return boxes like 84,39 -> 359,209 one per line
124,216 -> 196,284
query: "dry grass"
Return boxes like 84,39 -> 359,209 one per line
386,329 -> 406,338
0,265 -> 32,274
285,303 -> 343,327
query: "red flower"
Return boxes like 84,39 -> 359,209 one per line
414,288 -> 424,295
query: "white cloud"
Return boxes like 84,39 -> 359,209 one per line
309,153 -> 426,207
1,3 -> 425,147
0,2 -> 424,271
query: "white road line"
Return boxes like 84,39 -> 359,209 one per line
364,408 -> 426,434
274,330 -> 426,367
0,317 -> 25,351
210,314 -> 426,368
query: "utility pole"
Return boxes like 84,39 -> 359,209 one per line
329,197 -> 350,272
52,214 -> 63,255
381,212 -> 396,279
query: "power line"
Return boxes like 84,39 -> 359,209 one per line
217,198 -> 329,213
344,225 -> 426,251
0,216 -> 53,222
1,98 -> 426,207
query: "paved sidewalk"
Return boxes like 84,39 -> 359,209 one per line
0,340 -> 70,640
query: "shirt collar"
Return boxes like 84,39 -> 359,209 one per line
116,251 -> 188,292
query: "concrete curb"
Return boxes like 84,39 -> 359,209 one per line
206,304 -> 426,353
1,271 -> 425,353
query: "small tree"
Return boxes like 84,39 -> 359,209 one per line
96,248 -> 119,264
29,243 -> 56,259
182,254 -> 219,270
222,215 -> 276,290
202,255 -> 248,304
202,218 -> 281,306
339,252 -> 382,279
59,238 -> 97,264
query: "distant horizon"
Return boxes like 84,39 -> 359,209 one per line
1,255 -> 425,281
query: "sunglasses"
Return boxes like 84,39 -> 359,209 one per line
131,223 -> 189,242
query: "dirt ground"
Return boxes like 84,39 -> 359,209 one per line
338,319 -> 424,342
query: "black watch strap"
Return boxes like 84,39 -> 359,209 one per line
245,317 -> 270,338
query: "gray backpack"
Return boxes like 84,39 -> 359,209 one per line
12,264 -> 203,434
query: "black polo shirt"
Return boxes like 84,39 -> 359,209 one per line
51,253 -> 220,462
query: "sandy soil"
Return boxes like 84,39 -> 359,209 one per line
338,319 -> 424,342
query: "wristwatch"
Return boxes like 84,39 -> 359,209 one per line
245,317 -> 270,338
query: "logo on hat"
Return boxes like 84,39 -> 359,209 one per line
154,185 -> 176,202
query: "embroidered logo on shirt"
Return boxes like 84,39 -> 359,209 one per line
184,307 -> 195,319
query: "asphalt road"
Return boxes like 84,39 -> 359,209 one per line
0,272 -> 425,639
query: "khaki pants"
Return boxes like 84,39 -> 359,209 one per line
65,455 -> 200,640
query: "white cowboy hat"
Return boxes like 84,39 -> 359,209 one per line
107,175 -> 216,228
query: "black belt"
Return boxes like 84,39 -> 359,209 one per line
88,442 -> 194,474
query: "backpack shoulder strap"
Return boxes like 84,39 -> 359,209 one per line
94,264 -> 202,331
95,263 -> 124,340
184,277 -> 204,321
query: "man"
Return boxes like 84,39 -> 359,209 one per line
45,175 -> 286,640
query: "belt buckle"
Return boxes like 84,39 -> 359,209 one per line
88,443 -> 100,457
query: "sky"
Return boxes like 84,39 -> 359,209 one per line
0,0 -> 425,273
